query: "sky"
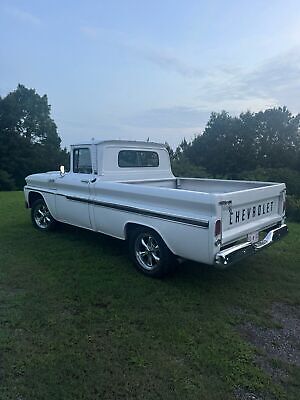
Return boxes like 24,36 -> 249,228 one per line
1,0 -> 300,149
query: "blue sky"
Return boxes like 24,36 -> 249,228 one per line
1,0 -> 300,148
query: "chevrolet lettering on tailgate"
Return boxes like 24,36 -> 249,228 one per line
229,198 -> 278,226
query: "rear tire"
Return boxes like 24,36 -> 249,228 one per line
31,199 -> 57,231
128,228 -> 175,277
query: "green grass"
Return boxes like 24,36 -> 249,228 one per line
0,191 -> 299,399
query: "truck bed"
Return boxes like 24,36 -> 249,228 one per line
125,177 -> 279,194
123,177 -> 285,246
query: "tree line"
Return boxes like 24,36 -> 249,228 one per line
168,108 -> 300,176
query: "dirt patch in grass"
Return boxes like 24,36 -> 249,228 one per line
234,386 -> 267,400
239,303 -> 300,368
235,302 -> 300,399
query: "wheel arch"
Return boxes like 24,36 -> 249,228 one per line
29,191 -> 57,231
124,222 -> 175,255
28,191 -> 45,208
27,190 -> 57,220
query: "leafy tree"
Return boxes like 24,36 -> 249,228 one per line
254,107 -> 300,169
184,111 -> 242,176
164,142 -> 174,161
0,84 -> 68,189
182,107 -> 300,177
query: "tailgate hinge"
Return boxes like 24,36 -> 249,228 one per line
219,200 -> 232,206
219,200 -> 232,213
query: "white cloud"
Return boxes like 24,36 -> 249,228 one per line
79,25 -> 235,80
195,47 -> 300,112
5,6 -> 41,26
126,106 -> 210,129
80,26 -> 99,39
77,25 -> 300,148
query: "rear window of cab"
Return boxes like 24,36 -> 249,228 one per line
118,150 -> 159,168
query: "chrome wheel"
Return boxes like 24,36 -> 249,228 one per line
135,233 -> 161,271
33,203 -> 52,229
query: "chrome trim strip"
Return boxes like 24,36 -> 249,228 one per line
25,186 -> 57,195
215,224 -> 288,267
24,186 -> 210,228
66,195 -> 209,228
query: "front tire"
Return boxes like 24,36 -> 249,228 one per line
31,199 -> 57,231
129,228 -> 174,277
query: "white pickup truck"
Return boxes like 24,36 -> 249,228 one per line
24,139 -> 288,277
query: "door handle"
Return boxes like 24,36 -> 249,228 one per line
81,178 -> 97,184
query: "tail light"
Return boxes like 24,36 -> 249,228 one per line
283,198 -> 286,214
215,219 -> 221,236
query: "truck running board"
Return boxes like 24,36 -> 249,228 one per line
215,224 -> 288,268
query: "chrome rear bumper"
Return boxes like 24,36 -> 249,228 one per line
215,224 -> 288,268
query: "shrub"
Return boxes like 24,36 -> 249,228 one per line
0,169 -> 16,191
286,195 -> 300,222
171,159 -> 211,178
236,168 -> 300,197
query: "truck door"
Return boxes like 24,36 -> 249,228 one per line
55,147 -> 94,229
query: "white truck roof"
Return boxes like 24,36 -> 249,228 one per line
71,139 -> 166,149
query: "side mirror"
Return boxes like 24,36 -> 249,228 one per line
59,165 -> 65,176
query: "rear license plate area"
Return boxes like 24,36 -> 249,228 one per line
247,231 -> 259,243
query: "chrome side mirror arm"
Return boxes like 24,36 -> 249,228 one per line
59,165 -> 65,176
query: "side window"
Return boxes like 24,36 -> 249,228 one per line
118,150 -> 159,168
73,148 -> 92,174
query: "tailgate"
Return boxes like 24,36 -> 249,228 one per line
219,183 -> 285,244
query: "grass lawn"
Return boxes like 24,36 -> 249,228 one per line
0,191 -> 299,400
